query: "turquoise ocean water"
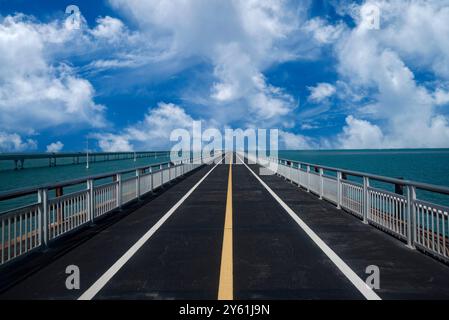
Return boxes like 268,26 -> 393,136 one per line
278,149 -> 449,186
0,149 -> 448,211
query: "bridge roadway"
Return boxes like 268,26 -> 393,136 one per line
1,153 -> 449,300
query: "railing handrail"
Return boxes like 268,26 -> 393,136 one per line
0,156 -> 198,201
269,156 -> 449,196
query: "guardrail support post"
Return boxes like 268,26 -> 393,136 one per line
306,165 -> 310,192
406,185 -> 416,249
336,172 -> 342,209
116,173 -> 122,209
319,168 -> 324,199
38,188 -> 48,247
290,162 -> 294,184
363,177 -> 369,224
87,179 -> 94,223
276,159 -> 280,177
281,161 -> 287,180
136,169 -> 141,200
149,168 -> 154,193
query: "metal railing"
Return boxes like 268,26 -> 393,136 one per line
0,152 -> 222,266
248,153 -> 449,263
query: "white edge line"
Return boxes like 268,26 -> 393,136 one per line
78,154 -> 225,300
236,154 -> 381,301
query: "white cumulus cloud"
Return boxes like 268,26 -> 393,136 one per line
90,16 -> 126,43
333,0 -> 449,148
94,102 -> 196,151
0,132 -> 37,152
46,141 -> 64,153
280,130 -> 315,150
108,0 -> 307,126
303,17 -> 346,44
307,83 -> 336,103
0,14 -> 107,135
336,116 -> 385,149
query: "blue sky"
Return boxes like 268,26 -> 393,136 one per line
0,0 -> 449,152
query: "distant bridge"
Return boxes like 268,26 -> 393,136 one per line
0,151 -> 170,170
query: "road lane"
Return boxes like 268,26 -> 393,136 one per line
233,154 -> 366,299
91,155 -> 230,299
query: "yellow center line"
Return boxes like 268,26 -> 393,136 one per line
218,153 -> 233,300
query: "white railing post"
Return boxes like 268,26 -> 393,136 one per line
116,173 -> 122,209
38,188 -> 48,247
290,162 -> 294,184
337,171 -> 342,209
87,179 -> 94,222
276,159 -> 280,177
279,159 -> 282,177
168,162 -> 172,181
136,169 -> 141,199
149,168 -> 154,193
284,161 -> 288,180
306,165 -> 310,192
319,168 -> 324,200
160,164 -> 164,185
363,176 -> 370,224
406,185 -> 416,249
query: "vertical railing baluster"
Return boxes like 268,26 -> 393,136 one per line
136,169 -> 141,199
8,218 -> 11,261
363,176 -> 369,224
290,162 -> 294,184
116,174 -> 122,209
149,168 -> 154,193
12,216 -> 16,258
160,164 -> 164,184
443,213 -> 447,257
319,168 -> 324,200
38,188 -> 48,247
1,219 -> 4,264
337,171 -> 342,209
406,185 -> 416,249
25,212 -> 28,252
277,159 -> 280,177
87,179 -> 94,223
306,165 -> 310,192
436,209 -> 440,254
